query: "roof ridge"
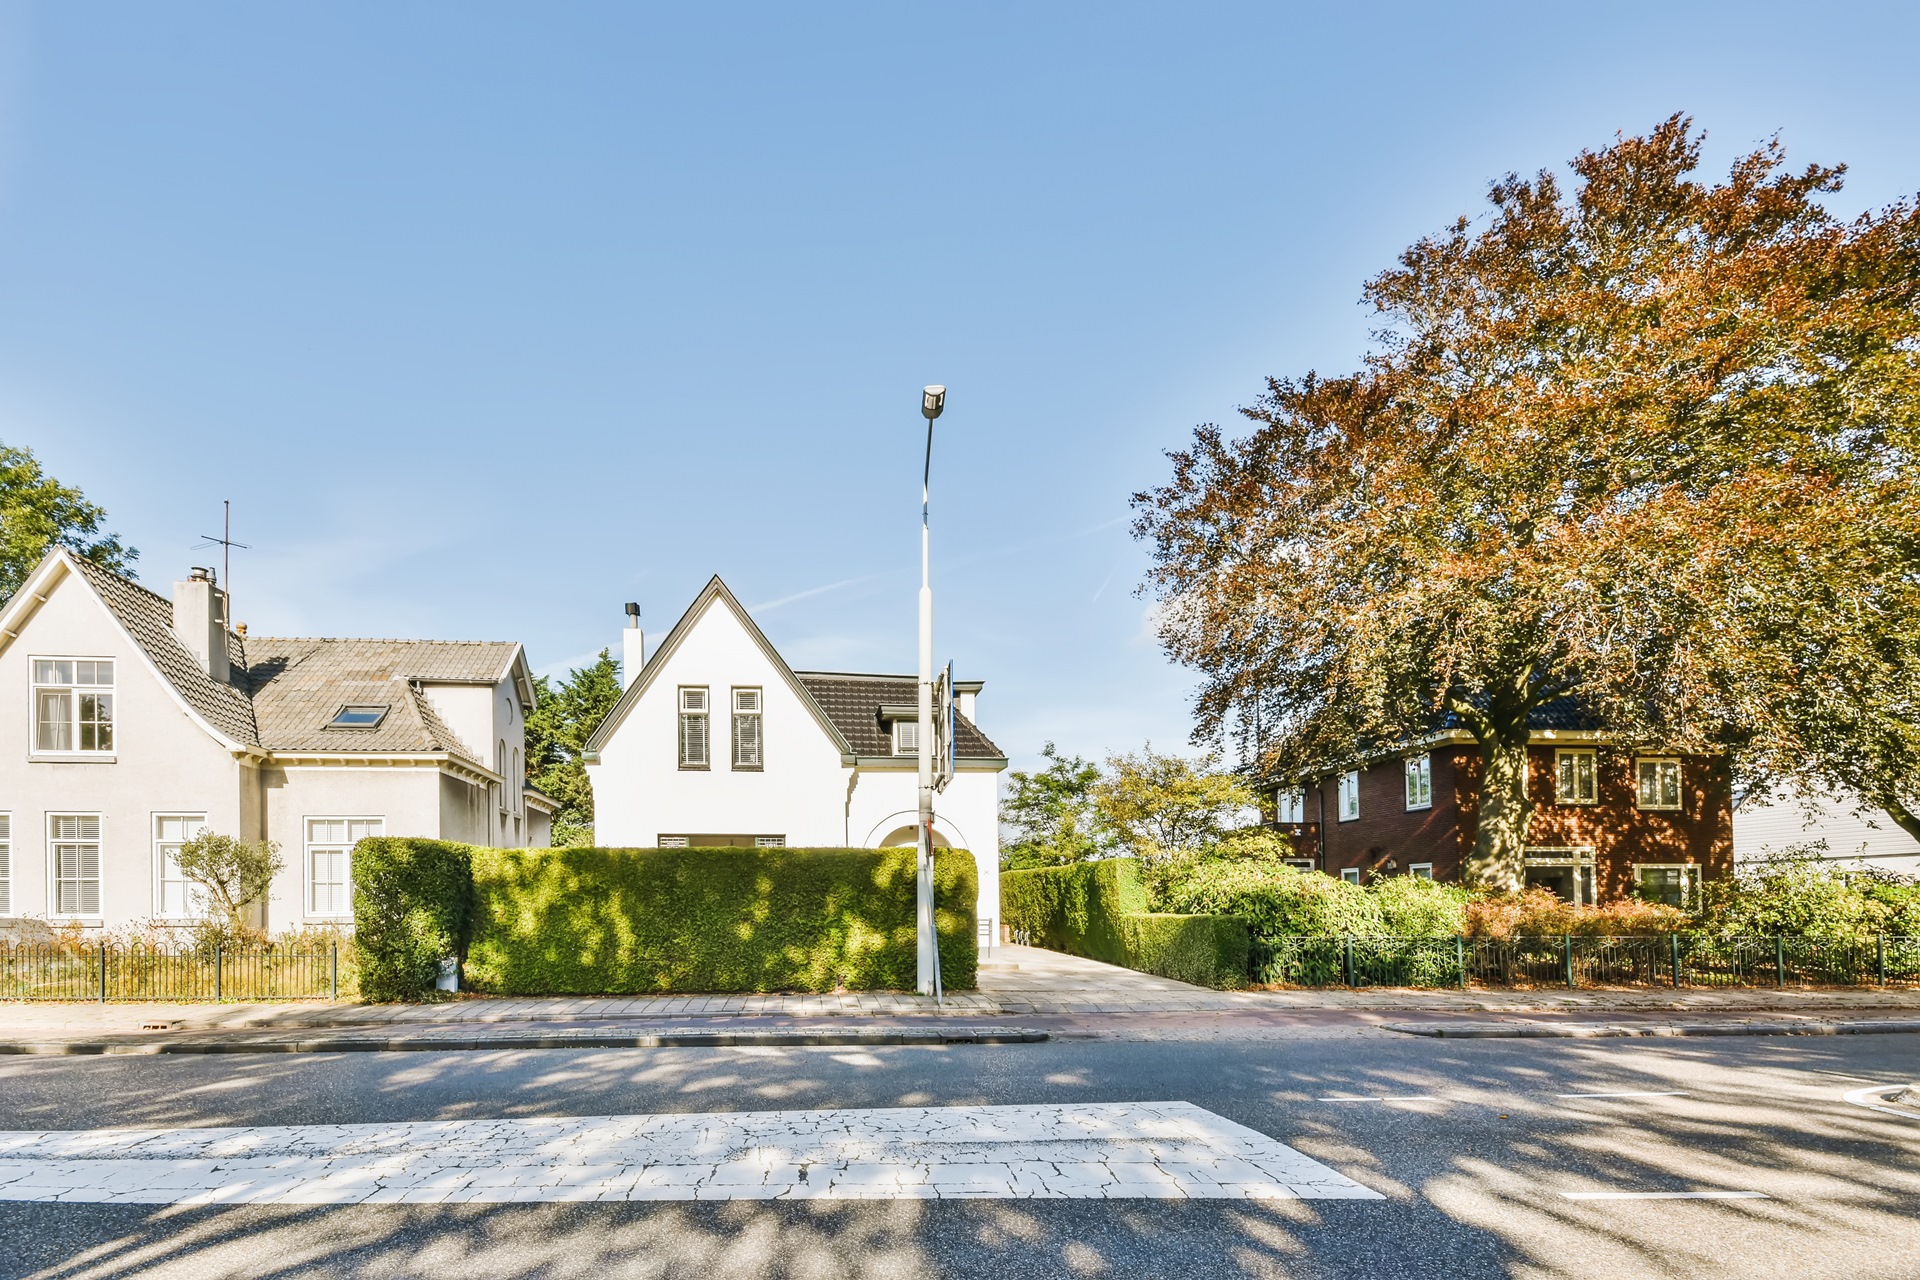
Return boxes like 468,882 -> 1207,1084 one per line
248,636 -> 515,646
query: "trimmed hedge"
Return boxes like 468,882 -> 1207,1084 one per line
351,837 -> 474,1002
463,846 -> 977,995
1001,858 -> 1248,989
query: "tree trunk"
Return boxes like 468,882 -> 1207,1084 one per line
1463,732 -> 1531,893
1874,797 -> 1920,846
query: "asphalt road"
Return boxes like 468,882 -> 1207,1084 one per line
1,1033 -> 1915,1279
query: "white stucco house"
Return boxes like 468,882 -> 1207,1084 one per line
1734,789 -> 1920,879
583,576 -> 1007,950
0,548 -> 553,934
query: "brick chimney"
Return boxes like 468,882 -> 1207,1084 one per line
173,567 -> 231,683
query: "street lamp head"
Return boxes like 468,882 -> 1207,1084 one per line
921,385 -> 946,421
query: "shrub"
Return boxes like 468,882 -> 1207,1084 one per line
463,846 -> 976,994
175,831 -> 285,930
352,838 -> 474,1001
1370,876 -> 1471,937
1153,856 -> 1383,937
1001,858 -> 1248,988
1463,890 -> 1687,939
1698,851 -> 1896,941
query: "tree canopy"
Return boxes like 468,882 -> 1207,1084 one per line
998,742 -> 1104,869
1132,116 -> 1920,887
525,650 -> 623,846
0,440 -> 137,601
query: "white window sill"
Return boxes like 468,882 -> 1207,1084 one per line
1556,797 -> 1600,806
1636,805 -> 1684,812
29,754 -> 116,764
1405,802 -> 1433,812
49,917 -> 104,927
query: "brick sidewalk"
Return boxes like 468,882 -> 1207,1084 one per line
2,942 -> 1916,1038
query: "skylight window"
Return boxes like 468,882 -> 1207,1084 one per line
328,705 -> 389,729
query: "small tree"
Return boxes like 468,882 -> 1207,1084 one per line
174,831 -> 284,929
1092,745 -> 1256,859
999,742 -> 1104,868
525,650 -> 623,846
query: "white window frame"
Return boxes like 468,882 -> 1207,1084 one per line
1275,787 -> 1306,824
657,835 -> 690,848
1555,748 -> 1599,805
894,717 -> 920,756
0,812 -> 11,917
753,835 -> 786,848
30,657 -> 116,756
48,812 -> 103,918
304,816 -> 382,919
678,687 -> 710,769
1632,862 -> 1697,907
1409,863 -> 1434,880
1337,770 -> 1360,822
153,813 -> 209,919
1404,755 -> 1432,811
1282,857 -> 1316,873
1339,867 -> 1362,885
732,687 -> 764,771
1635,757 -> 1683,811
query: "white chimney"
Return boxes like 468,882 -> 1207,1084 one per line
173,568 -> 230,683
621,602 -> 644,689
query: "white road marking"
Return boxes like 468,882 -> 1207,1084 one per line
1556,1091 -> 1689,1099
0,1102 -> 1385,1204
1562,1191 -> 1768,1201
1842,1084 -> 1920,1121
1318,1096 -> 1441,1103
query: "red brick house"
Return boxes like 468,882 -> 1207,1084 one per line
1264,705 -> 1733,905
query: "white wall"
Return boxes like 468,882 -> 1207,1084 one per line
1735,789 -> 1920,879
589,596 -> 850,846
847,764 -> 1001,945
0,567 -> 249,929
262,765 -> 449,929
419,673 -> 532,848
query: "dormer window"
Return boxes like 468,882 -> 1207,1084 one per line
327,705 -> 389,729
32,659 -> 115,753
894,718 -> 920,756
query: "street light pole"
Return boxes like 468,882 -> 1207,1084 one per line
916,384 -> 945,997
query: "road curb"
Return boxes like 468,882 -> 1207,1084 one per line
1385,1019 -> 1920,1039
0,1026 -> 1051,1055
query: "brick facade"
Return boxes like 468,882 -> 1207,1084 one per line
1287,742 -> 1732,900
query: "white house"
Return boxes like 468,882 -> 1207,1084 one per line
1734,789 -> 1920,879
583,576 -> 1007,950
0,548 -> 553,934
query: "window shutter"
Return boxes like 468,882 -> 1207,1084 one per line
0,815 -> 9,916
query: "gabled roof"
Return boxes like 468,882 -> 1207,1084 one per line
2,549 -> 525,768
795,672 -> 1004,760
586,576 -> 854,756
239,637 -> 521,758
65,553 -> 261,747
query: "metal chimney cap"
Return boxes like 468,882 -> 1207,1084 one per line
190,566 -> 213,582
624,601 -> 640,618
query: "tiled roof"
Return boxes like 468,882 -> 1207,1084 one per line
68,555 -> 261,747
240,637 -> 519,759
795,672 -> 1005,760
1438,696 -> 1607,733
63,554 -> 514,765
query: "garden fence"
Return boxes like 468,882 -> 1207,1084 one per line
0,942 -> 348,1002
1246,935 -> 1920,990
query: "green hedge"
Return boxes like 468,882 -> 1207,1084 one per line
463,846 -> 977,995
351,837 -> 474,1002
1001,858 -> 1248,989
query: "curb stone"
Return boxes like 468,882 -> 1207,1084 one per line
1384,1019 -> 1920,1039
0,1026 -> 1050,1055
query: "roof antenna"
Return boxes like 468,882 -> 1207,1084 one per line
198,500 -> 250,617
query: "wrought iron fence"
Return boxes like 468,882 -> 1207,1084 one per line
1247,935 -> 1920,990
0,942 -> 351,1002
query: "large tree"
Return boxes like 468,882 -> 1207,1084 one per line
525,650 -> 623,846
0,440 -> 137,600
1133,116 -> 1920,889
999,742 -> 1104,869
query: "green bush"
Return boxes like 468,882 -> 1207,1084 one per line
1369,875 -> 1471,936
1001,858 -> 1247,988
1152,856 -> 1382,936
464,846 -> 976,994
352,837 -> 474,1002
1699,851 -> 1904,941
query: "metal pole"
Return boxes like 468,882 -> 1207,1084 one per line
915,412 -> 937,998
1776,935 -> 1785,989
330,941 -> 339,1001
1456,936 -> 1467,990
1344,935 -> 1355,988
215,944 -> 223,1002
1564,934 -> 1575,989
99,940 -> 107,1003
1670,933 -> 1681,989
1878,935 -> 1887,986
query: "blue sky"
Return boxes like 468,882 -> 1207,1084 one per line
3,2 -> 1917,775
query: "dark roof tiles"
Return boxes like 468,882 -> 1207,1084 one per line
796,672 -> 1004,760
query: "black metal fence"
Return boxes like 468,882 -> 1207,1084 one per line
0,942 -> 350,1002
1247,935 -> 1920,990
